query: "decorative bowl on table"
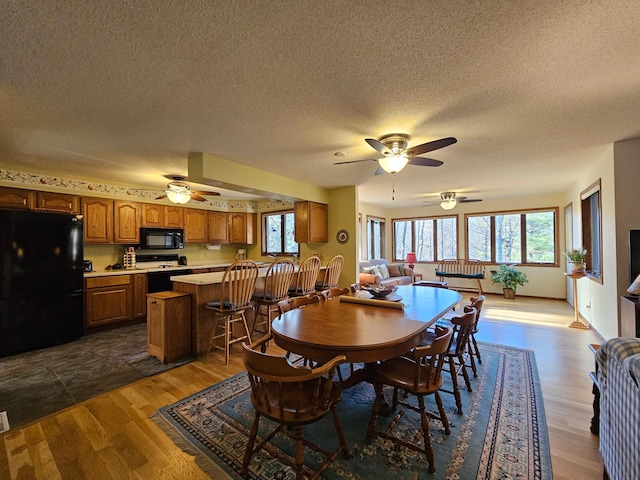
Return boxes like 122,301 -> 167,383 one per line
361,284 -> 398,298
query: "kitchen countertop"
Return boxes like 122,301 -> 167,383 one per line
83,260 -> 271,278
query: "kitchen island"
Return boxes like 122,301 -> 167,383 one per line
171,264 -> 324,357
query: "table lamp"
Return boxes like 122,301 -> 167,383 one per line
405,252 -> 417,269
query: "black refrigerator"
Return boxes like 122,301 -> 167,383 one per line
0,209 -> 84,357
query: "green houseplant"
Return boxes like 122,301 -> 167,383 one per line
491,264 -> 528,299
563,247 -> 587,273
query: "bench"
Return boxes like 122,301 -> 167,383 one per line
435,259 -> 485,294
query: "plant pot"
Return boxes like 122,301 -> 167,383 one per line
569,261 -> 586,273
503,288 -> 516,299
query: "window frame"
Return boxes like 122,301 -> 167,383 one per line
391,214 -> 458,263
366,215 -> 386,260
580,179 -> 603,283
261,209 -> 299,256
464,207 -> 559,266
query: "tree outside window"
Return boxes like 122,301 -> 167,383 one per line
262,211 -> 298,256
393,216 -> 457,262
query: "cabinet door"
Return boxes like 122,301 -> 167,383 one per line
208,211 -> 229,244
308,202 -> 328,242
184,208 -> 207,243
229,212 -> 247,243
82,197 -> 113,243
133,273 -> 148,319
0,187 -> 34,210
245,212 -> 257,245
34,192 -> 80,213
85,285 -> 133,327
164,206 -> 184,228
141,203 -> 164,227
114,201 -> 141,244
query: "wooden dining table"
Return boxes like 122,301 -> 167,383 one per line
271,285 -> 462,371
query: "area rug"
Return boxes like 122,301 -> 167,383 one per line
0,323 -> 193,430
153,342 -> 552,479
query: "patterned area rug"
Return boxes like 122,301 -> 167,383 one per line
153,342 -> 551,479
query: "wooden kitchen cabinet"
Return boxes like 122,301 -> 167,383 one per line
208,211 -> 229,244
0,187 -> 35,210
82,197 -> 113,243
34,191 -> 80,213
133,273 -> 148,319
85,275 -> 133,327
113,200 -> 140,243
141,203 -> 184,228
229,212 -> 257,244
147,291 -> 192,363
184,208 -> 207,243
294,201 -> 328,243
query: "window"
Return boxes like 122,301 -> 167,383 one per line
581,179 -> 602,280
392,216 -> 457,262
262,210 -> 298,256
466,208 -> 557,265
367,216 -> 386,259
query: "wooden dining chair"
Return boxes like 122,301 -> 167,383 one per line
277,293 -> 321,315
289,255 -> 321,297
365,327 -> 453,474
241,335 -> 350,479
320,286 -> 350,300
252,258 -> 295,338
315,254 -> 344,291
440,306 -> 477,414
204,260 -> 259,364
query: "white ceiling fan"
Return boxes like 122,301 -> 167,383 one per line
154,175 -> 221,204
422,192 -> 483,210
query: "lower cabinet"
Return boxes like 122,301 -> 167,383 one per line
85,273 -> 148,327
146,291 -> 192,363
85,275 -> 133,327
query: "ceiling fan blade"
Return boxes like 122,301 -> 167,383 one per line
155,193 -> 168,200
334,158 -> 378,165
365,138 -> 389,154
191,190 -> 221,197
190,194 -> 208,202
459,198 -> 483,203
420,202 -> 439,207
408,157 -> 444,167
374,166 -> 385,175
405,137 -> 457,157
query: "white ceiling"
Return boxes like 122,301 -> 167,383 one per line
1,1 -> 640,207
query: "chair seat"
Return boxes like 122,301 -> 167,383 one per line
205,299 -> 234,311
375,357 -> 443,394
252,291 -> 278,302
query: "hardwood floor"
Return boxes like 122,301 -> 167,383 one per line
0,294 -> 604,479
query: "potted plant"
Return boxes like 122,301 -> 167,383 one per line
491,264 -> 528,299
563,247 -> 587,273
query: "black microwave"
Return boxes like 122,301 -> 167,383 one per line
140,227 -> 184,250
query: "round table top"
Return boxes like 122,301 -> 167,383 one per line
271,285 -> 462,363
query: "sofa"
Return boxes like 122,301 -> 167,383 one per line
596,337 -> 640,480
359,259 -> 414,287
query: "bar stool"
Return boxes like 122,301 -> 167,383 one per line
252,258 -> 295,339
289,255 -> 321,297
205,259 -> 259,364
316,254 -> 344,291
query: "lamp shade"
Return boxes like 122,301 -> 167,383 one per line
405,252 -> 417,268
166,189 -> 191,204
378,154 -> 409,174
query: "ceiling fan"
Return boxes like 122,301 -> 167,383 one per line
155,175 -> 221,204
422,192 -> 483,210
334,133 -> 457,174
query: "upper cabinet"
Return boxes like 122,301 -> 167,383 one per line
0,187 -> 35,210
184,208 -> 207,243
208,211 -> 229,244
34,192 -> 80,213
141,204 -> 184,228
229,212 -> 257,244
294,201 -> 328,243
0,187 -> 79,213
82,197 -> 140,244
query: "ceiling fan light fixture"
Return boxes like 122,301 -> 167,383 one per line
378,154 -> 409,174
440,198 -> 457,210
165,182 -> 192,204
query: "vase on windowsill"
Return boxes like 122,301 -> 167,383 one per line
569,261 -> 586,273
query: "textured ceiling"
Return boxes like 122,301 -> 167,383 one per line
1,0 -> 640,207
